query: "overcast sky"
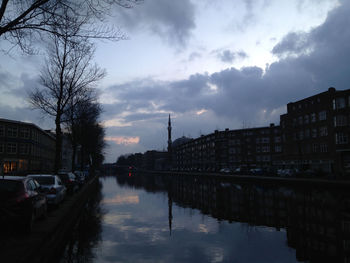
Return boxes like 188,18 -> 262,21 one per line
1,0 -> 349,163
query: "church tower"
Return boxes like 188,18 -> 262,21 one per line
167,114 -> 172,163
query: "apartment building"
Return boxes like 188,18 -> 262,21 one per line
0,118 -> 55,175
173,124 -> 282,171
280,87 -> 350,173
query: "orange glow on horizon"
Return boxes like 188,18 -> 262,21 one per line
104,136 -> 140,145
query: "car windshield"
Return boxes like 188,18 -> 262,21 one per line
0,180 -> 22,196
31,177 -> 55,185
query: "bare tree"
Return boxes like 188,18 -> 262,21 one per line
0,0 -> 142,53
64,98 -> 102,171
29,14 -> 106,172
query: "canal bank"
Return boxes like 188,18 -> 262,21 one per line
1,176 -> 99,263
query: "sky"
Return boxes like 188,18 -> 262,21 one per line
1,0 -> 349,163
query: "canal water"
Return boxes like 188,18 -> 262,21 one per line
59,173 -> 350,263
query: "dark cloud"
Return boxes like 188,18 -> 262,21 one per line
114,0 -> 196,47
215,49 -> 248,63
104,0 -> 350,142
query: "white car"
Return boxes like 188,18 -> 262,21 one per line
27,174 -> 66,206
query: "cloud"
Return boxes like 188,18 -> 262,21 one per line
114,0 -> 196,47
105,136 -> 140,145
215,49 -> 248,63
102,0 -> 350,162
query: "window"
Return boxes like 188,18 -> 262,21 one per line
262,137 -> 270,143
20,128 -> 30,138
19,144 -> 30,154
312,128 -> 317,138
319,127 -> 328,137
304,115 -> 309,124
336,133 -> 349,144
275,145 -> 282,152
256,146 -> 261,153
311,113 -> 316,122
0,143 -> 3,153
334,115 -> 347,127
262,146 -> 270,152
319,111 -> 327,121
274,136 -> 281,143
298,116 -> 303,125
320,143 -> 328,153
305,129 -> 310,138
313,143 -> 318,153
7,143 -> 17,154
299,130 -> 304,140
256,138 -> 260,144
262,155 -> 271,161
0,125 -> 4,136
334,97 -> 346,109
7,127 -> 18,137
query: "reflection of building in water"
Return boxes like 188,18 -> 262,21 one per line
117,172 -> 350,262
167,175 -> 350,263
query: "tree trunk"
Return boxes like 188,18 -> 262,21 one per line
71,142 -> 77,171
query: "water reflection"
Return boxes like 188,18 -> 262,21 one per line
60,173 -> 350,262
112,172 -> 350,263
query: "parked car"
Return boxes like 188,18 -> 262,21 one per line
27,174 -> 66,206
57,172 -> 79,194
0,176 -> 47,233
73,171 -> 86,188
220,168 -> 231,174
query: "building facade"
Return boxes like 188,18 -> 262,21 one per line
280,87 -> 350,174
173,124 -> 282,172
0,119 -> 55,175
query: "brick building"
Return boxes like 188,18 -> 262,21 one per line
0,118 -> 55,175
280,87 -> 350,174
173,124 -> 282,172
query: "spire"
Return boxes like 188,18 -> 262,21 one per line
167,114 -> 172,168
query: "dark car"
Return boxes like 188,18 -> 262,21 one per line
57,172 -> 78,194
0,176 -> 47,233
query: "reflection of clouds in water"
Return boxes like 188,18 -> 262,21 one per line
102,194 -> 139,205
198,223 -> 209,233
103,213 -> 131,225
207,247 -> 224,263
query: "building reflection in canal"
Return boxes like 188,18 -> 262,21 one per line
60,173 -> 350,262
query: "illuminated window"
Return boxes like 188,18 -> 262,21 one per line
7,143 -> 17,154
3,161 -> 17,173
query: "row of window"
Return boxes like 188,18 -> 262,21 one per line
293,127 -> 328,140
291,111 -> 327,127
296,143 -> 329,154
0,143 -> 52,155
0,126 -> 30,138
290,96 -> 350,111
